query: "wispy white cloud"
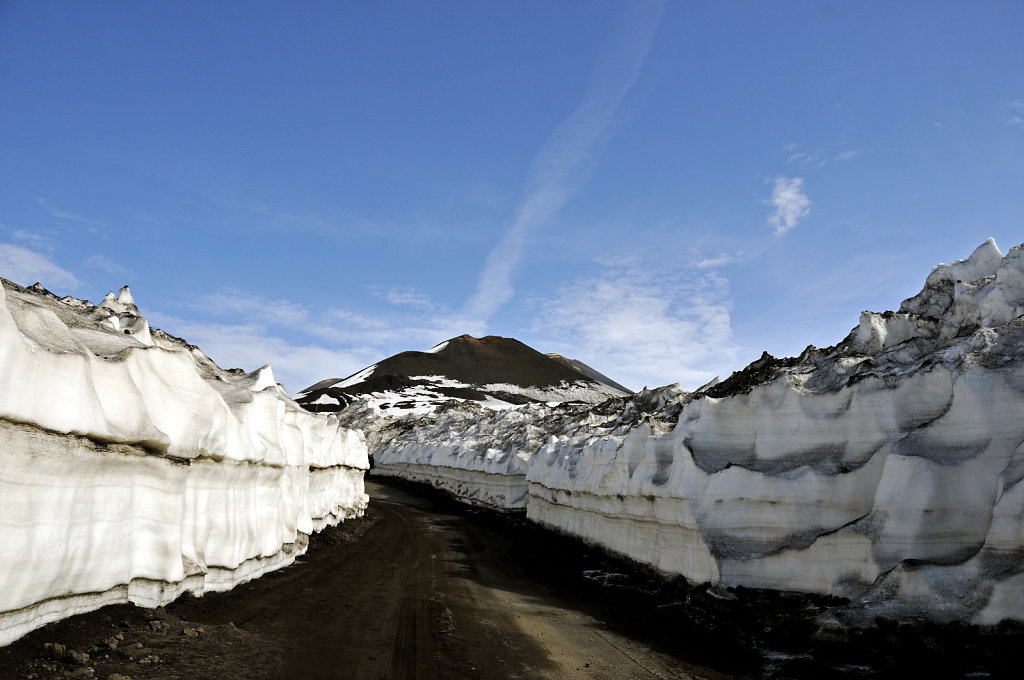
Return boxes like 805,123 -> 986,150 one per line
1005,100 -> 1024,127
327,285 -> 484,348
693,247 -> 764,270
204,189 -> 485,248
147,312 -> 377,394
465,1 -> 664,322
188,289 -> 311,326
767,176 -> 810,236
83,254 -> 133,279
784,143 -> 825,167
785,142 -> 863,165
374,286 -> 437,311
314,307 -> 484,351
325,308 -> 391,330
532,262 -> 737,391
34,197 -> 99,224
160,284 -> 486,392
695,252 -> 742,269
9,228 -> 54,252
0,243 -> 81,290
788,152 -> 824,167
151,300 -> 487,393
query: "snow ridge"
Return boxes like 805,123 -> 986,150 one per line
0,281 -> 368,646
351,240 -> 1024,626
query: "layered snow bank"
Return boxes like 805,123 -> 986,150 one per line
0,281 -> 368,646
348,240 -> 1024,624
529,239 -> 1024,625
367,400 -> 625,510
353,383 -> 686,512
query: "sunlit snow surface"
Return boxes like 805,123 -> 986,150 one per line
355,378 -> 621,416
299,373 -> 625,418
350,239 -> 1024,625
0,282 -> 368,646
424,340 -> 449,354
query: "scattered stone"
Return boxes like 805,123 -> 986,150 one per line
99,633 -> 124,651
41,642 -> 66,660
40,643 -> 89,664
67,650 -> 91,665
108,674 -> 133,680
182,626 -> 199,637
814,617 -> 849,643
147,619 -> 170,634
137,654 -> 161,665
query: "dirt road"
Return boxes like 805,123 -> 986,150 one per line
0,477 -> 726,680
4,476 -> 1021,680
214,478 -> 720,679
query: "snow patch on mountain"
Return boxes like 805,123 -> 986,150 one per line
296,335 -> 630,417
480,380 -> 629,404
340,364 -> 377,388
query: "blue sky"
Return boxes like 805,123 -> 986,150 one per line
1,1 -> 1022,392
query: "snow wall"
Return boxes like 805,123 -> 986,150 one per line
366,402 -> 550,509
0,281 -> 369,646
367,239 -> 1024,625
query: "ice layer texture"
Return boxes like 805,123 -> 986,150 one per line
0,281 -> 369,646
354,239 -> 1024,625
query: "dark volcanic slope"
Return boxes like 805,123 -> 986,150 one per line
296,335 -> 629,412
368,335 -> 597,388
546,353 -> 633,394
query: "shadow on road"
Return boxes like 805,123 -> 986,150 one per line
3,475 -> 1023,680
366,475 -> 1024,680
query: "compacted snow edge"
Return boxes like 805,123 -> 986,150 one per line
357,239 -> 1024,626
0,282 -> 369,646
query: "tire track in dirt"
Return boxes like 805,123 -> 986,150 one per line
0,477 -> 723,679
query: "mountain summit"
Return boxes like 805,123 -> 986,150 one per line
296,335 -> 630,414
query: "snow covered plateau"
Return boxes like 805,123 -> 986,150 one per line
0,282 -> 368,646
342,239 -> 1024,626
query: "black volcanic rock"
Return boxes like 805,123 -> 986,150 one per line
296,335 -> 629,413
373,335 -> 594,387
